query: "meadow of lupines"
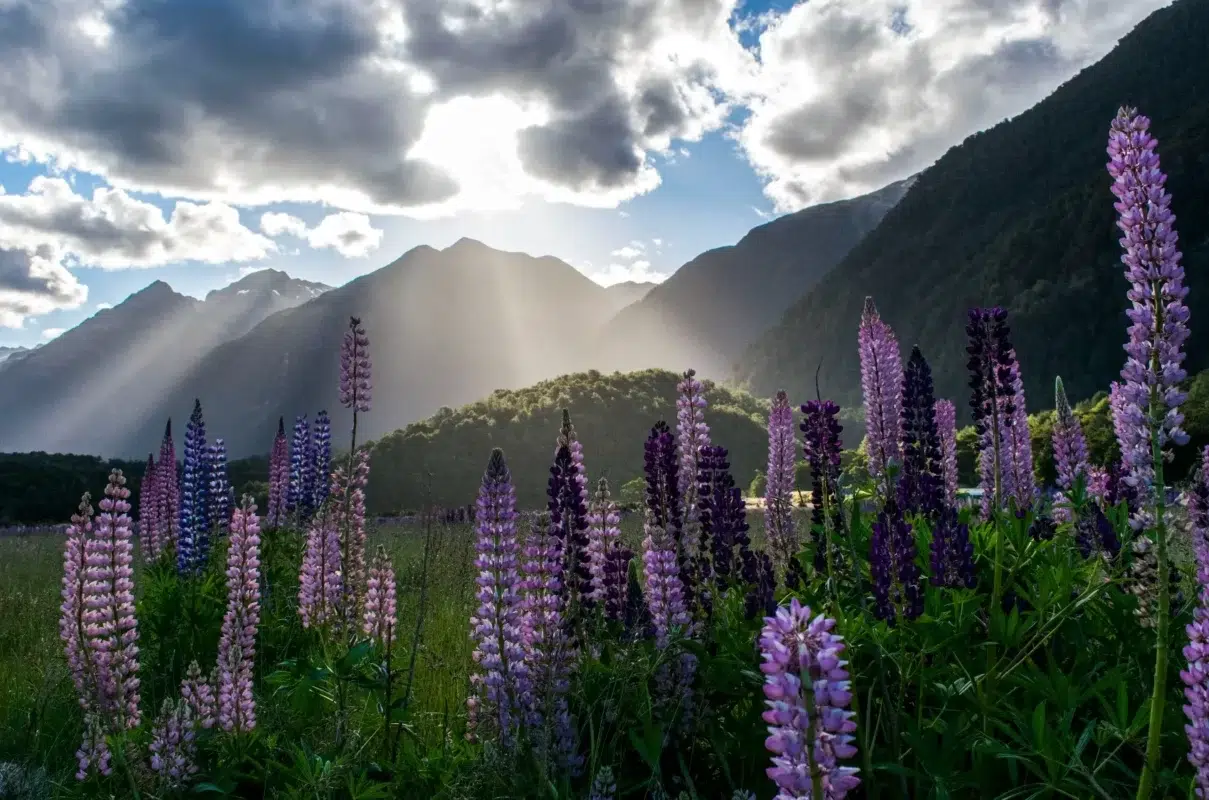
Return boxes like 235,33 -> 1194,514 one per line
0,106 -> 1205,799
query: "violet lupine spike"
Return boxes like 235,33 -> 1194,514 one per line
217,496 -> 261,733
999,353 -> 1037,512
77,713 -> 111,781
1052,377 -> 1091,494
208,439 -> 231,536
1184,448 -> 1209,795
298,506 -> 342,629
765,391 -> 798,575
899,346 -> 945,518
759,598 -> 860,799
549,442 -> 592,617
558,409 -> 589,512
61,494 -> 95,718
869,498 -> 923,626
363,545 -> 398,646
676,369 -> 711,558
288,414 -> 311,517
332,450 -> 371,627
177,400 -> 210,575
340,316 -> 372,413
467,449 -> 525,747
802,399 -> 845,575
929,508 -> 976,589
602,543 -> 633,624
149,697 -> 198,788
642,422 -> 691,649
87,470 -> 141,729
267,417 -> 289,527
311,411 -> 332,510
139,454 -> 161,562
699,445 -> 754,589
858,297 -> 904,487
156,419 -> 179,557
966,308 -> 1017,514
180,660 -> 217,729
934,399 -> 959,509
586,477 -> 621,603
1107,107 -> 1190,531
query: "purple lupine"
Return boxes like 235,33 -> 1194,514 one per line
869,499 -> 923,626
60,493 -> 97,760
966,308 -> 1016,514
180,660 -> 217,729
929,508 -> 976,589
1107,108 -> 1190,530
156,420 -> 179,557
363,545 -> 398,646
467,449 -> 525,746
759,598 -> 860,799
934,399 -> 958,509
311,410 -> 332,510
288,414 -> 311,517
148,698 -> 197,787
298,505 -> 342,629
1074,504 -> 1122,561
677,369 -> 711,558
899,346 -> 944,518
802,399 -> 845,576
267,418 -> 289,527
177,400 -> 210,575
699,445 -> 754,588
1183,447 -> 1209,795
1086,466 -> 1111,505
332,449 -> 371,627
217,496 -> 261,733
745,550 -> 778,621
765,391 -> 798,575
1000,353 -> 1036,512
589,767 -> 617,800
642,422 -> 691,649
139,454 -> 161,562
340,316 -> 372,415
586,477 -> 621,603
602,543 -> 633,624
550,441 -> 592,617
558,409 -> 589,516
857,297 -> 903,488
208,439 -> 231,536
1052,377 -> 1089,492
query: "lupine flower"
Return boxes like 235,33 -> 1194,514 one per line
363,545 -> 398,646
676,369 -> 711,557
759,598 -> 860,799
180,660 -> 217,729
549,443 -> 592,616
208,439 -> 231,536
929,508 -> 976,589
288,414 -> 311,517
642,422 -> 691,649
802,399 -> 845,576
558,409 -> 589,515
745,551 -> 777,620
311,410 -> 332,510
602,542 -> 633,623
178,400 -> 210,575
149,698 -> 197,787
586,477 -> 622,603
899,346 -> 945,517
267,417 -> 289,527
467,450 -> 525,746
1107,107 -> 1190,532
340,316 -> 372,414
934,399 -> 959,509
76,714 -> 111,781
332,450 -> 371,627
61,493 -> 95,716
699,445 -> 754,588
1086,466 -> 1111,505
870,499 -> 923,625
966,308 -> 1017,514
139,455 -> 161,562
1183,448 -> 1209,794
1074,504 -> 1122,561
156,419 -> 180,556
589,766 -> 617,800
858,297 -> 903,486
299,505 -> 342,628
1000,354 -> 1037,512
765,391 -> 798,575
217,496 -> 261,733
1052,377 -> 1090,492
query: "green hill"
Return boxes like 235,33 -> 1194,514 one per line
737,0 -> 1209,426
366,369 -> 772,512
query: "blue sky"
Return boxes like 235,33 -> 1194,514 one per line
0,0 -> 1172,348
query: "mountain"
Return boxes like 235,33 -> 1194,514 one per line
738,0 -> 1209,426
592,178 -> 913,378
110,238 -> 637,459
0,271 -> 331,455
602,281 -> 656,312
367,368 -> 771,511
0,345 -> 28,368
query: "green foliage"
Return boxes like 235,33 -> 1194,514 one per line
367,369 -> 771,512
748,470 -> 766,498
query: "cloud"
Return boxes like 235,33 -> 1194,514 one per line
42,327 -> 65,339
259,211 -> 384,258
591,258 -> 671,287
737,0 -> 1173,209
0,244 -> 88,328
0,176 -> 275,268
95,302 -> 112,310
611,242 -> 646,260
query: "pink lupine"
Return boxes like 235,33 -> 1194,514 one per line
858,297 -> 903,487
339,316 -> 372,415
77,713 -> 111,781
586,477 -> 621,602
217,496 -> 261,733
677,369 -> 711,557
267,417 -> 290,527
156,419 -> 180,556
60,493 -> 95,713
149,698 -> 198,788
332,450 -> 370,627
934,399 -> 958,509
180,660 -> 217,729
299,505 -> 342,628
363,545 -> 398,646
139,454 -> 161,561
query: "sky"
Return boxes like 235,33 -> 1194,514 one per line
0,0 -> 1174,348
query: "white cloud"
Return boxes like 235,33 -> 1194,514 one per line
0,176 -> 275,269
259,211 -> 384,258
42,327 -> 65,339
611,242 -> 646,260
590,259 -> 671,287
95,302 -> 112,310
0,244 -> 88,328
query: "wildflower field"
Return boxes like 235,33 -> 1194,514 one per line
2,106 -> 1209,800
